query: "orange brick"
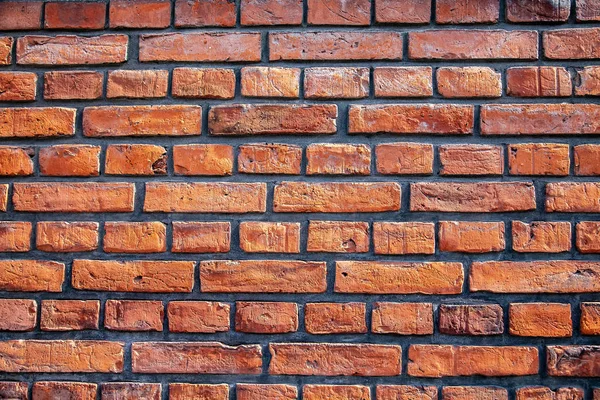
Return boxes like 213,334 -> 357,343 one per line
436,0 -> 499,23
17,35 -> 127,65
581,303 -> 600,335
102,383 -> 161,400
172,221 -> 231,253
576,66 -> 600,96
104,222 -> 166,253
0,221 -> 31,252
545,29 -> 600,59
547,183 -> 600,212
516,387 -> 584,400
303,385 -> 370,400
241,0 -> 303,25
0,299 -> 37,331
33,382 -> 97,400
375,0 -> 430,23
575,144 -> 600,175
168,301 -> 230,333
0,72 -> 37,101
241,67 -> 300,98
373,222 -> 435,255
44,2 -> 106,30
305,302 -> 367,334
307,0 -> 370,25
439,145 -> 503,175
375,143 -> 434,175
109,0 -> 171,29
173,144 -> 234,176
235,302 -> 298,333
107,70 -> 168,99
0,147 -> 34,176
439,304 -> 504,335
172,68 -> 235,99
439,221 -> 505,253
372,302 -> 433,335
238,144 -> 302,174
306,143 -> 371,175
512,221 -> 571,253
0,260 -> 64,292
576,221 -> 600,253
239,222 -> 300,253
443,387 -> 508,400
509,303 -> 572,337
374,67 -> 433,98
508,143 -> 570,176
305,67 -> 369,99
0,37 -> 12,65
105,144 -> 167,176
0,184 -> 6,212
170,384 -> 229,400
40,300 -> 99,331
39,145 -> 100,177
0,2 -> 42,30
307,221 -> 369,253
44,71 -> 103,100
377,386 -> 438,400
0,107 -> 75,138
507,67 -> 572,97
437,67 -> 502,98
237,384 -> 298,400
175,0 -> 236,27
105,300 -> 164,332
36,221 -> 99,252
0,382 -> 27,399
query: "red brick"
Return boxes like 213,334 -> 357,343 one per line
305,303 -> 367,334
200,260 -> 327,293
238,143 -> 302,175
0,107 -> 75,138
0,147 -> 33,176
173,144 -> 234,176
507,0 -> 570,21
0,382 -> 27,399
175,0 -> 236,27
33,382 -> 97,400
0,340 -> 123,373
239,222 -> 300,253
104,222 -> 166,254
170,384 -> 229,400
17,35 -> 127,65
547,182 -> 600,212
374,67 -> 433,98
0,221 -> 31,252
270,32 -> 403,60
377,386 -> 438,400
470,261 -> 600,293
45,2 -> 106,30
172,68 -> 236,99
105,144 -> 167,176
107,70 -> 168,99
308,0 -> 370,25
408,345 -> 538,377
437,67 -> 502,98
144,182 -> 266,213
140,32 -> 261,62
439,304 -> 504,335
509,303 -> 572,337
303,385 -> 370,400
439,221 -> 505,253
306,143 -> 371,175
545,28 -> 600,59
132,342 -> 262,374
375,0 -> 431,23
0,184 -> 6,212
0,72 -> 37,101
168,301 -> 230,333
577,0 -> 600,20
105,300 -> 163,332
0,2 -> 42,30
209,104 -> 337,135
581,302 -> 600,335
102,383 -> 160,400
39,145 -> 100,177
36,221 -> 99,252
237,384 -> 298,400
0,260 -> 64,292
0,37 -> 12,65
274,182 -> 400,213
305,67 -> 368,99
348,104 -> 474,134
515,387 -> 584,400
577,66 -> 600,96
436,0 -> 499,23
0,299 -> 37,331
372,302 -> 433,335
241,67 -> 300,98
547,346 -> 600,376
307,221 -> 369,253
40,300 -> 99,331
242,0 -> 303,25
508,143 -> 570,175
577,222 -> 600,253
507,67 -> 572,97
172,221 -> 231,253
513,221 -> 571,253
373,222 -> 435,255
375,143 -> 434,175
83,105 -> 202,137
109,0 -> 171,28
439,145 -> 503,175
44,71 -> 103,100
411,182 -> 536,212
575,144 -> 600,175
72,260 -> 195,293
236,302 -> 298,333
443,387 -> 508,400
409,30 -> 538,60
335,261 -> 464,294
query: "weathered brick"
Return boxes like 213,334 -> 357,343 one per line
507,0 -> 570,21
439,221 -> 505,253
305,302 -> 367,334
209,104 -> 337,135
170,384 -> 229,400
547,182 -> 600,212
236,302 -> 298,333
173,144 -> 234,176
581,303 -> 600,335
439,145 -> 503,175
168,301 -> 230,333
237,384 -> 298,400
40,300 -> 99,331
470,261 -> 600,293
515,387 -> 584,400
436,0 -> 500,23
375,143 -> 434,175
140,33 -> 261,62
172,68 -> 236,99
408,345 -> 538,377
545,28 -> 600,59
0,2 -> 42,30
36,221 -> 99,252
374,67 -> 433,98
577,222 -> 600,253
270,32 -> 403,60
238,143 -> 300,174
274,182 -> 400,213
39,145 -> 100,177
102,383 -> 161,400
0,37 -> 12,65
372,302 -> 433,335
0,221 -> 31,252
439,304 -> 504,335
0,299 -> 37,331
0,107 -> 75,138
144,182 -> 266,213
0,72 -> 37,101
0,382 -> 27,399
373,222 -> 435,255
513,221 -> 571,253
577,0 -> 600,20
411,182 -> 536,212
510,303 -> 572,337
17,35 -> 127,65
575,144 -> 600,175
547,346 -> 600,377
306,143 -> 371,175
105,144 -> 167,176
307,221 -> 369,253
269,343 -> 402,376
241,67 -> 300,98
33,381 -> 97,400
507,67 -> 572,97
375,0 -> 431,23
45,2 -> 106,30
377,386 -> 438,400
0,185 -> 6,212
200,260 -> 327,293
44,71 -> 103,100
576,66 -> 600,96
175,0 -> 236,27
83,105 -> 202,137
305,67 -> 369,99
443,386 -> 508,400
132,342 -> 262,374
172,221 -> 231,253
308,0 -> 370,25
241,0 -> 303,25
304,385 -> 370,400
105,300 -> 164,332
437,67 -> 502,98
349,104 -> 473,134
239,221 -> 300,253
109,0 -> 171,29
508,143 -> 570,175
0,260 -> 64,292
335,261 -> 464,294
107,70 -> 168,99
0,147 -> 33,176
409,30 -> 538,60
72,260 -> 195,292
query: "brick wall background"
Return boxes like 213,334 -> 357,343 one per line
0,0 -> 600,398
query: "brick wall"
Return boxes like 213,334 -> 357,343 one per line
0,0 -> 600,399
